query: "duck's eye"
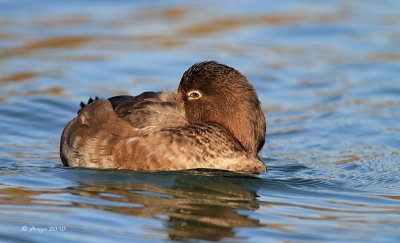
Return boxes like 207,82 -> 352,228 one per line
187,90 -> 202,100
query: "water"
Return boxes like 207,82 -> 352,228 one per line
0,0 -> 399,242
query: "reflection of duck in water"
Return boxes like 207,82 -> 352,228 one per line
60,61 -> 267,173
65,170 -> 262,241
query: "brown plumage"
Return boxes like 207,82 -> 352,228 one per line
60,61 -> 267,174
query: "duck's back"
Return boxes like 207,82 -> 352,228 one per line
79,91 -> 187,128
108,91 -> 187,128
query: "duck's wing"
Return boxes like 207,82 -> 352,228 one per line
79,91 -> 187,128
60,100 -> 266,174
108,91 -> 187,128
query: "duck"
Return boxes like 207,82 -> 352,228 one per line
60,61 -> 267,174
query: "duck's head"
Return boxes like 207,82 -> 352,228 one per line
176,61 -> 266,154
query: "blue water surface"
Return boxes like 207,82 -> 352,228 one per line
0,0 -> 399,242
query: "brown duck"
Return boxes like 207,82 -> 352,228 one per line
60,61 -> 267,173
